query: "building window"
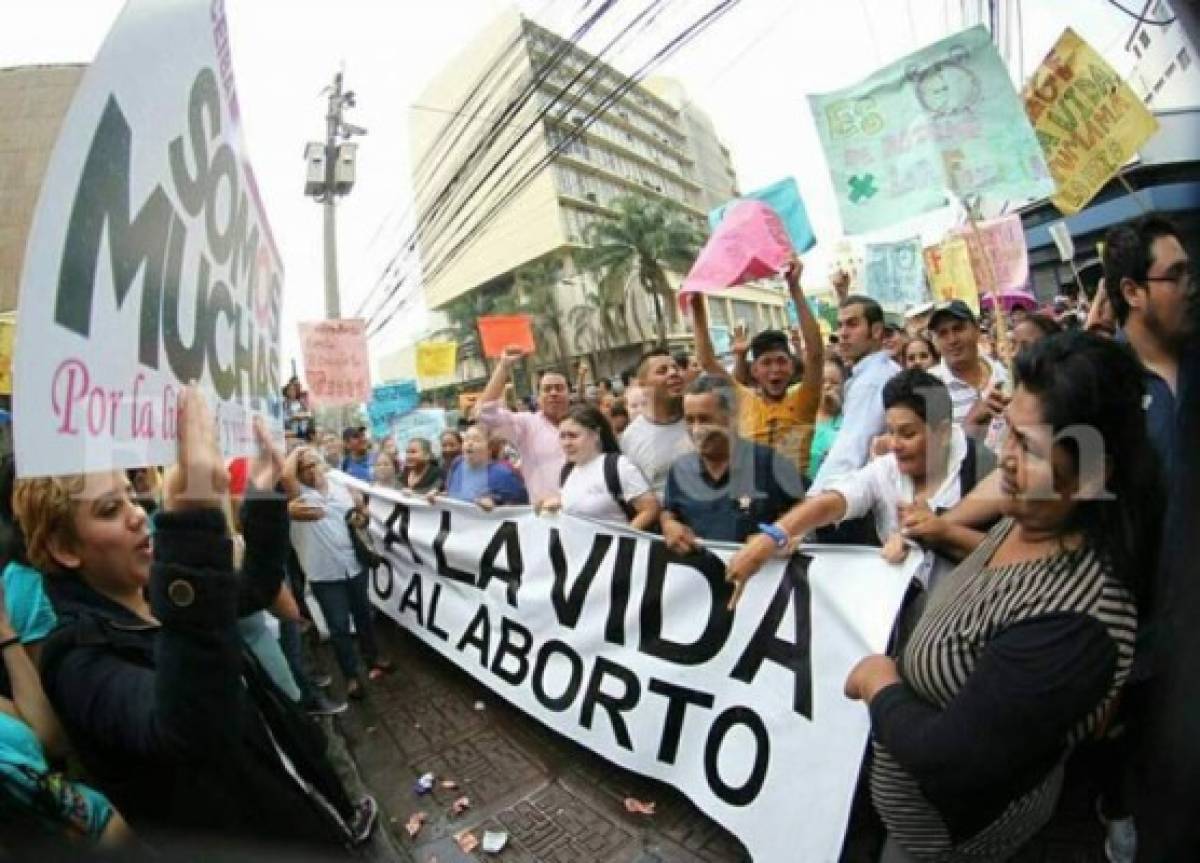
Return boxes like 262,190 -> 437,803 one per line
731,300 -> 758,330
1139,29 -> 1151,48
706,298 -> 729,327
1179,47 -> 1191,70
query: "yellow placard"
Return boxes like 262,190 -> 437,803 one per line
0,318 -> 15,396
1024,28 -> 1159,215
923,237 -> 980,314
416,341 -> 458,381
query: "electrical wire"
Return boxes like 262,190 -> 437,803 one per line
363,1 -> 676,334
368,0 -> 744,340
352,0 -> 612,320
1103,0 -> 1175,25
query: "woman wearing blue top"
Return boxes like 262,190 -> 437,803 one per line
441,425 -> 528,509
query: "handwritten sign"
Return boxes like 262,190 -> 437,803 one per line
13,0 -> 284,476
709,177 -> 815,254
366,379 -> 420,440
923,236 -> 980,313
952,213 -> 1030,294
864,237 -> 930,312
0,316 -> 14,397
810,25 -> 1054,234
680,201 -> 792,306
390,408 -> 447,454
416,341 -> 458,381
1024,28 -> 1159,215
477,315 -> 535,359
298,319 -> 371,407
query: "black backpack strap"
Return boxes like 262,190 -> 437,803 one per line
559,461 -> 575,487
603,453 -> 638,521
960,435 -> 979,500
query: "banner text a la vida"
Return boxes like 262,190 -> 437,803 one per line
341,476 -> 917,862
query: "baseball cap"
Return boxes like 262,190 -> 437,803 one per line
928,299 -> 978,330
341,425 -> 367,442
749,329 -> 791,361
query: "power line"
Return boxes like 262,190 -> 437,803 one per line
353,2 -> 620,322
1103,0 -> 1175,25
364,1 -> 675,335
368,0 -> 744,341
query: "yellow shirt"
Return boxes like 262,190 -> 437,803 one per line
735,378 -> 822,476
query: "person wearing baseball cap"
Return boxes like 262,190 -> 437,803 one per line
927,300 -> 1008,434
340,426 -> 373,483
689,255 -> 824,477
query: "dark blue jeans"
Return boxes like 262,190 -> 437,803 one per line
309,571 -> 379,681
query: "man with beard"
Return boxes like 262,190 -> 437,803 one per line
620,349 -> 692,498
1105,214 -> 1194,477
692,256 -> 824,476
660,375 -> 804,550
476,346 -> 570,505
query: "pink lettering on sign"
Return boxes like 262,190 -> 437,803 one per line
50,358 -> 124,438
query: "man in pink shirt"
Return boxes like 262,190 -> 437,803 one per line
475,346 -> 569,505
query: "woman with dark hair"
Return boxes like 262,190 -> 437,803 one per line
540,405 -> 659,530
902,335 -> 939,371
439,430 -> 462,475
835,332 -> 1161,861
1012,312 -> 1062,357
399,438 -> 442,494
728,369 -> 991,591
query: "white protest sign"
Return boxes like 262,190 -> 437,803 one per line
15,0 -> 282,477
1048,221 -> 1075,263
338,475 -> 917,862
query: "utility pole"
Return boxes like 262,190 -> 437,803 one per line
304,69 -> 367,321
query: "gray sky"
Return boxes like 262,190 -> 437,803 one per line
2,0 -> 1137,374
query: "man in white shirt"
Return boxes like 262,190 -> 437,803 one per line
620,348 -> 693,497
927,300 -> 1009,434
810,294 -> 901,492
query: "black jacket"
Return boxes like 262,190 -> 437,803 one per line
40,494 -> 354,854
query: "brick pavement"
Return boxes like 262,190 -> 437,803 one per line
333,620 -> 750,863
331,619 -> 1108,863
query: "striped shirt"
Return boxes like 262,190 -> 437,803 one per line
869,519 -> 1136,859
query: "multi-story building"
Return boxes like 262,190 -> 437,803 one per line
0,64 -> 85,314
405,8 -> 788,383
1126,0 -> 1200,110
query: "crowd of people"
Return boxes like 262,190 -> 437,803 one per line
0,212 -> 1195,860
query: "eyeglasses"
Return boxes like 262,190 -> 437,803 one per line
1144,262 -> 1195,293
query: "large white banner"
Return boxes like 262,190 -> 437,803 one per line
342,476 -> 917,862
15,0 -> 282,477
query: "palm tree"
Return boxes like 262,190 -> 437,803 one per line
514,256 -> 572,379
578,195 -> 704,346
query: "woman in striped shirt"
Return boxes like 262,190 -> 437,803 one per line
842,333 -> 1164,861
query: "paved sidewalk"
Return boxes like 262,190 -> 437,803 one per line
333,620 -> 749,863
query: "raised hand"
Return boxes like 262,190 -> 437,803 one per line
500,345 -> 526,365
163,386 -> 229,513
732,322 -> 750,355
249,416 -> 285,493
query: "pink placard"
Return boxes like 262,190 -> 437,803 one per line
954,214 -> 1030,295
679,200 -> 793,308
298,319 -> 372,407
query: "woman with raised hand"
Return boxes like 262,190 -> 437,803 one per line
16,389 -> 377,852
842,333 -> 1161,861
537,405 -> 658,530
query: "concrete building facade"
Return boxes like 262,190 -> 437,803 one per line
1126,0 -> 1200,110
0,64 -> 85,313
406,9 -> 787,382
